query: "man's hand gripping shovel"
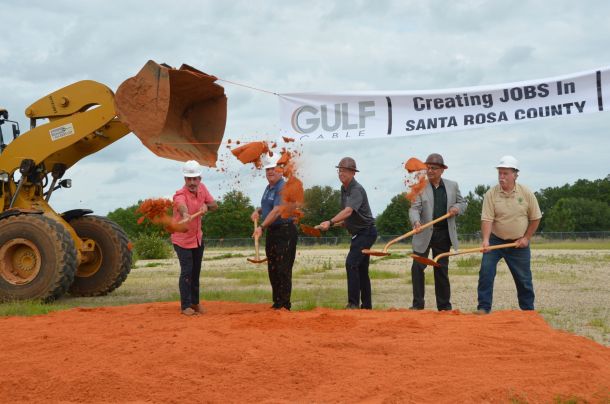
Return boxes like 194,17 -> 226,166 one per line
247,218 -> 268,264
362,212 -> 453,257
411,242 -> 520,268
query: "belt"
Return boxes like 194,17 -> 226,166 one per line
268,222 -> 295,230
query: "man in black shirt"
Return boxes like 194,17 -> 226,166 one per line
319,157 -> 377,309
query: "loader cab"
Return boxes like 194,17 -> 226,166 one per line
0,109 -> 21,153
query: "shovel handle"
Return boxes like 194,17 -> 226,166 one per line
433,242 -> 519,262
253,218 -> 260,260
314,221 -> 344,230
382,212 -> 453,252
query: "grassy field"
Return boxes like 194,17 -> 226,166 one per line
1,241 -> 609,346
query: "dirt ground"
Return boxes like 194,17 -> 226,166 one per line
1,301 -> 609,403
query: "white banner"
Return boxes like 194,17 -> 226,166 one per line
278,67 -> 610,142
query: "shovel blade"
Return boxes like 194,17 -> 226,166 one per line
115,60 -> 227,167
410,254 -> 440,267
247,258 -> 268,264
362,249 -> 390,257
300,224 -> 321,237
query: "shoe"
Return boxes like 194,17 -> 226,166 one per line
181,307 -> 197,316
408,306 -> 424,311
345,303 -> 359,310
473,309 -> 490,315
271,303 -> 282,310
191,304 -> 205,314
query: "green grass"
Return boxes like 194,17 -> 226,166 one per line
0,300 -> 71,317
531,241 -> 610,250
588,318 -> 610,334
369,269 -> 402,279
206,252 -> 247,260
1,242 -> 609,347
454,256 -> 481,268
142,262 -> 164,268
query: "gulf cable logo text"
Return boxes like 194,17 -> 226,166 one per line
291,101 -> 376,140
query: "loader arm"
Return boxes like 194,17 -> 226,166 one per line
0,80 -> 130,175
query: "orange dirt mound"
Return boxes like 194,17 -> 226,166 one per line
1,302 -> 608,402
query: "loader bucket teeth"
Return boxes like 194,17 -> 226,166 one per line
114,60 -> 227,167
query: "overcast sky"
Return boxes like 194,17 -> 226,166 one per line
2,0 -> 609,216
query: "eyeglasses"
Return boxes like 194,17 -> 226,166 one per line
337,168 -> 355,173
426,166 -> 442,171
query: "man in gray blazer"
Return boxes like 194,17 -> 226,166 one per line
408,153 -> 467,311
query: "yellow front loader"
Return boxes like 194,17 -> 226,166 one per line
0,61 -> 227,302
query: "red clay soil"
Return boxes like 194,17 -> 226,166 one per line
1,302 -> 608,403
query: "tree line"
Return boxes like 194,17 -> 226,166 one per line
108,177 -> 610,241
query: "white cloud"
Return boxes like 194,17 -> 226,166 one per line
1,0 -> 609,217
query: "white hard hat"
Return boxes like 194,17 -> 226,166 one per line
262,153 -> 281,170
496,155 -> 519,171
182,160 -> 202,177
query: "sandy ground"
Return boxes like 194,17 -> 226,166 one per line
1,301 -> 609,403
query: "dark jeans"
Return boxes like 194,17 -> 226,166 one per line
410,228 -> 452,310
346,226 -> 378,309
173,243 -> 205,310
266,223 -> 298,309
477,234 -> 535,312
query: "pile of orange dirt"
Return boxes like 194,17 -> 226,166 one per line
1,303 -> 608,402
136,198 -> 186,233
404,157 -> 428,202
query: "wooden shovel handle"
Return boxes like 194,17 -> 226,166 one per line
253,218 -> 260,261
314,221 -> 344,230
433,242 -> 519,262
383,212 -> 454,252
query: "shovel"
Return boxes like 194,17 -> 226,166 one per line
247,218 -> 267,264
299,221 -> 343,237
362,212 -> 453,257
411,242 -> 520,268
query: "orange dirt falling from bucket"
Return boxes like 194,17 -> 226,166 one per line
279,175 -> 304,220
230,141 -> 269,167
277,151 -> 304,221
282,136 -> 295,143
136,198 -> 187,233
405,157 -> 427,173
405,174 -> 428,203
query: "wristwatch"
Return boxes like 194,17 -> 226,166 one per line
329,219 -> 334,226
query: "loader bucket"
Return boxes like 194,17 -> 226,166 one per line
115,60 -> 227,167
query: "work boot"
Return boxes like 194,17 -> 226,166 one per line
473,309 -> 490,315
191,304 -> 205,314
345,303 -> 359,310
181,307 -> 197,316
409,306 -> 424,311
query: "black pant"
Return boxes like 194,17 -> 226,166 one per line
173,243 -> 205,310
410,228 -> 452,310
265,223 -> 298,309
346,226 -> 378,309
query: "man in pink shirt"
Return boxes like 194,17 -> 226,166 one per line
171,160 -> 217,316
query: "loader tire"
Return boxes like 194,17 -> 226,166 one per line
68,215 -> 132,296
0,215 -> 77,302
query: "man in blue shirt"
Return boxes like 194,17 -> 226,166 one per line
252,154 -> 298,310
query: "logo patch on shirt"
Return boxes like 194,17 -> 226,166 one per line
518,197 -> 523,204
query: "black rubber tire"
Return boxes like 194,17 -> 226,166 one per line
68,215 -> 132,296
0,215 -> 77,302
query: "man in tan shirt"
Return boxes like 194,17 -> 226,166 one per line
476,156 -> 542,314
